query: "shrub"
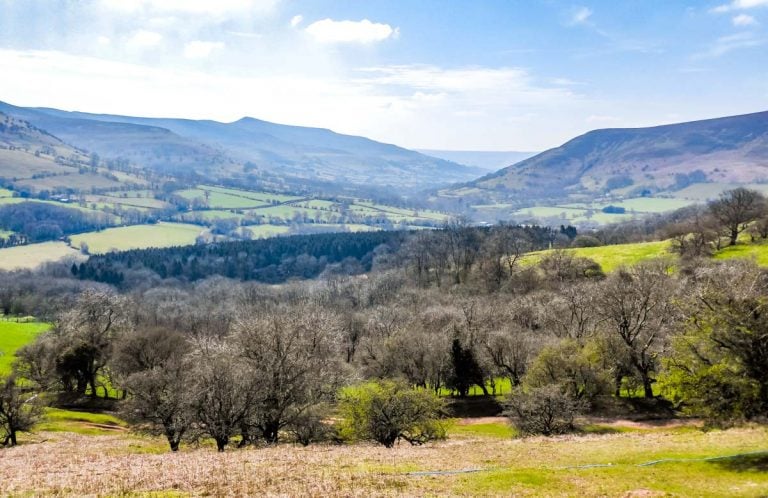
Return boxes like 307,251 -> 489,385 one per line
338,380 -> 446,448
505,384 -> 587,436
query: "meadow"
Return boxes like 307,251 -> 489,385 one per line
2,418 -> 766,496
0,320 -> 50,375
0,241 -> 83,271
68,222 -> 204,254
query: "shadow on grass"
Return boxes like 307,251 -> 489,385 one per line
708,452 -> 768,473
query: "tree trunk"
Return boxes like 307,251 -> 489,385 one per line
642,376 -> 654,399
730,227 -> 739,246
215,437 -> 228,452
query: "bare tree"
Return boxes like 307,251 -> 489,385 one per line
709,188 -> 766,246
0,376 -> 41,447
595,262 -> 676,398
233,303 -> 345,444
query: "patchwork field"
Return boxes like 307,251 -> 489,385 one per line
68,223 -> 204,254
2,419 -> 766,496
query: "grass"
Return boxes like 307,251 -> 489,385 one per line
714,239 -> 768,266
0,321 -> 50,375
526,240 -> 674,273
0,241 -> 83,271
35,408 -> 129,436
0,187 -> 12,198
68,223 -> 203,254
5,420 -> 767,496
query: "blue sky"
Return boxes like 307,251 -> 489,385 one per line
0,0 -> 766,150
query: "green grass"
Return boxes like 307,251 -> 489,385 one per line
714,240 -> 768,266
0,241 -> 83,271
448,419 -> 516,438
69,222 -> 203,254
0,321 -> 50,375
0,188 -> 12,198
526,240 -> 674,273
35,408 -> 128,435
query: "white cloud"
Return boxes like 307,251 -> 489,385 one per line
100,0 -> 279,17
0,49 -> 586,150
305,19 -> 398,44
184,41 -> 225,59
127,30 -> 163,48
97,36 -> 111,46
697,32 -> 765,57
711,0 -> 768,13
569,6 -> 593,26
290,15 -> 303,28
733,13 -> 758,25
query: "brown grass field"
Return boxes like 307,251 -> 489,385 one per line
2,417 -> 767,497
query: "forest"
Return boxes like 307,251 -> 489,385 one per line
1,188 -> 767,456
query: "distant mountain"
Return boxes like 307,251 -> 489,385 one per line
447,110 -> 768,202
0,101 -> 482,192
417,150 -> 538,171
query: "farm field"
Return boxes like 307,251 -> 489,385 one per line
68,222 -> 204,254
3,418 -> 767,496
0,241 -> 83,270
0,320 -> 50,375
84,194 -> 171,210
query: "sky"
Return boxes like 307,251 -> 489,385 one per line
0,0 -> 767,151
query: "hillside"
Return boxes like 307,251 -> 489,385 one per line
0,101 -> 481,192
417,150 -> 538,171
445,110 -> 768,204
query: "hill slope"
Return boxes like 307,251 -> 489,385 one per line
449,110 -> 768,202
0,101 -> 481,192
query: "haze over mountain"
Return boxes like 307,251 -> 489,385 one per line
416,150 -> 538,171
0,101 -> 481,194
446,110 -> 768,204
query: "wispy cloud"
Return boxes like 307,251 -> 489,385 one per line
732,13 -> 758,25
305,19 -> 398,44
711,0 -> 768,13
126,30 -> 163,49
696,32 -> 766,57
290,15 -> 303,28
183,41 -> 225,59
568,6 -> 593,26
100,0 -> 280,18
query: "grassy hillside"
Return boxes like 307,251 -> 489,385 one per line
0,320 -> 50,375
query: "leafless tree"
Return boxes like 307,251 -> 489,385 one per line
709,187 -> 766,246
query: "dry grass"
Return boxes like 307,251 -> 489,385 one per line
2,423 -> 767,496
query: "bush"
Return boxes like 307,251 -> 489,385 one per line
338,380 -> 446,448
505,384 -> 587,436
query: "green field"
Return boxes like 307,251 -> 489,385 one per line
714,240 -> 768,266
84,194 -> 170,210
526,240 -> 674,273
0,241 -> 83,271
69,223 -> 204,254
0,188 -> 12,198
0,321 -> 50,375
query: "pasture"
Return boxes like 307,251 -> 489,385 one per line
0,241 -> 83,271
0,320 -> 50,375
68,223 -> 203,254
525,240 -> 674,273
3,418 -> 766,496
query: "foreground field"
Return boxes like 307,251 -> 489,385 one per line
3,420 -> 767,496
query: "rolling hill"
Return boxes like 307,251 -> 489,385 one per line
0,101 -> 482,193
446,110 -> 768,204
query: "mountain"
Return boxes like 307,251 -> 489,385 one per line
447,110 -> 768,203
416,150 -> 538,171
0,101 -> 482,193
